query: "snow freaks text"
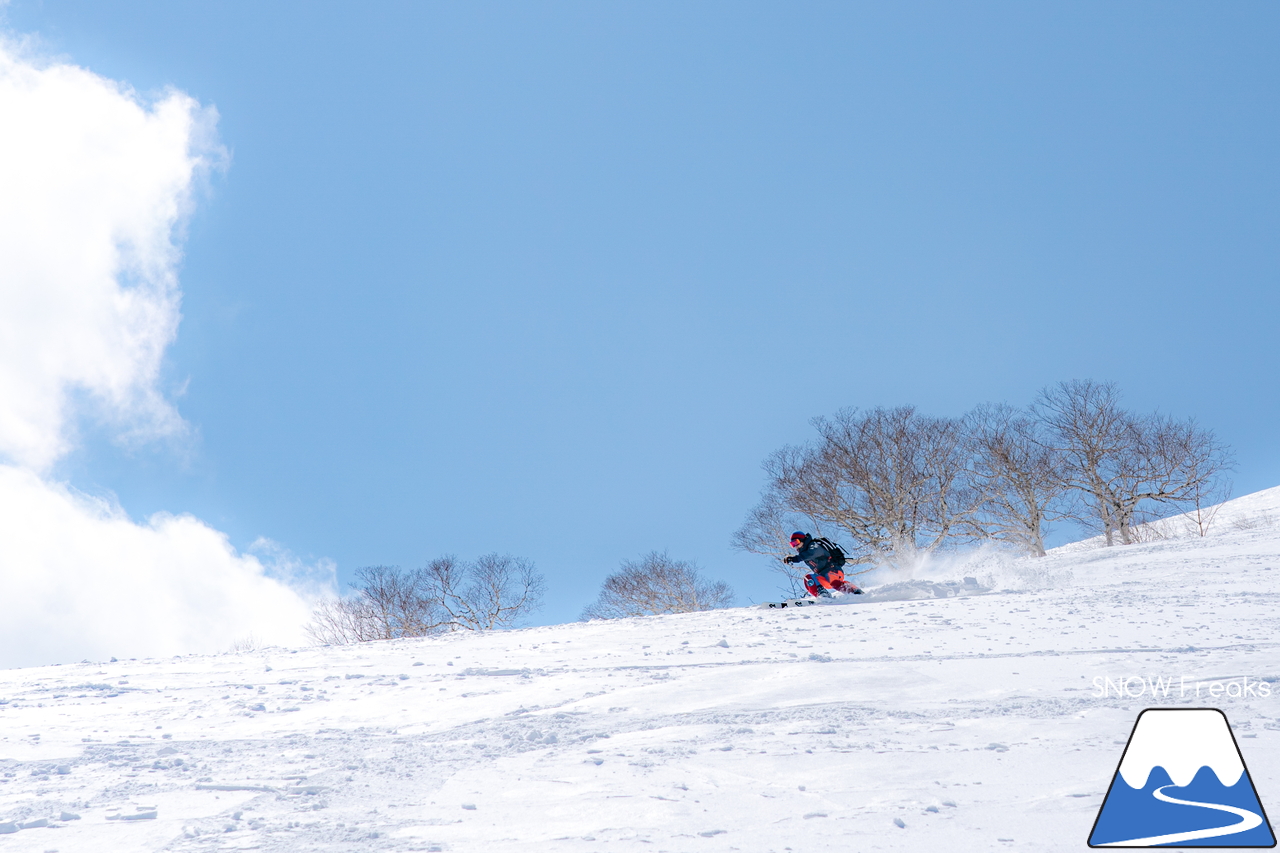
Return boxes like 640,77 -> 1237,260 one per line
1093,675 -> 1273,700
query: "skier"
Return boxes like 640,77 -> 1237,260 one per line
784,531 -> 862,597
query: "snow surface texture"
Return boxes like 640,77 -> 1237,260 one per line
1,488 -> 1279,851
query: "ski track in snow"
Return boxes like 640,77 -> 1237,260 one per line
2,491 -> 1280,851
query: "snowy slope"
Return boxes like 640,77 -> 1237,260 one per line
1053,484 -> 1280,553
2,491 -> 1280,852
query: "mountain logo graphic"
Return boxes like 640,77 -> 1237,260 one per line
1089,708 -> 1276,847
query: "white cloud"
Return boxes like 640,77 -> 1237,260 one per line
0,466 -> 326,668
0,39 -> 222,469
0,39 -> 328,667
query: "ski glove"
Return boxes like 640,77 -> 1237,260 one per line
783,555 -> 797,564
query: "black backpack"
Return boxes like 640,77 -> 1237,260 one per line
812,537 -> 847,568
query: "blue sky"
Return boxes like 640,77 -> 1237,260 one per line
6,1 -> 1279,626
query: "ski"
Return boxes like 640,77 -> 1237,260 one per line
757,597 -> 819,609
757,588 -> 864,609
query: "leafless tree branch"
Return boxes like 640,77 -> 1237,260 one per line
1031,380 -> 1234,546
735,406 -> 984,569
305,556 -> 545,645
966,403 -> 1065,556
581,552 -> 735,619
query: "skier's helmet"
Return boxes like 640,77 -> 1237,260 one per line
789,531 -> 809,548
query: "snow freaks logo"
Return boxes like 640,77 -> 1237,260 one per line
1093,676 -> 1273,700
1088,708 -> 1276,848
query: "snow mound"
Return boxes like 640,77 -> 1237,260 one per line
858,578 -> 988,602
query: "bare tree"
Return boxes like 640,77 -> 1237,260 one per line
966,403 -> 1065,556
353,564 -> 442,637
305,555 -> 545,645
1031,380 -> 1131,545
305,565 -> 438,645
1182,477 -> 1233,538
305,597 -> 371,645
736,406 -> 983,569
581,552 -> 735,619
421,554 -> 547,631
1126,413 -> 1234,534
1032,380 -> 1233,545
